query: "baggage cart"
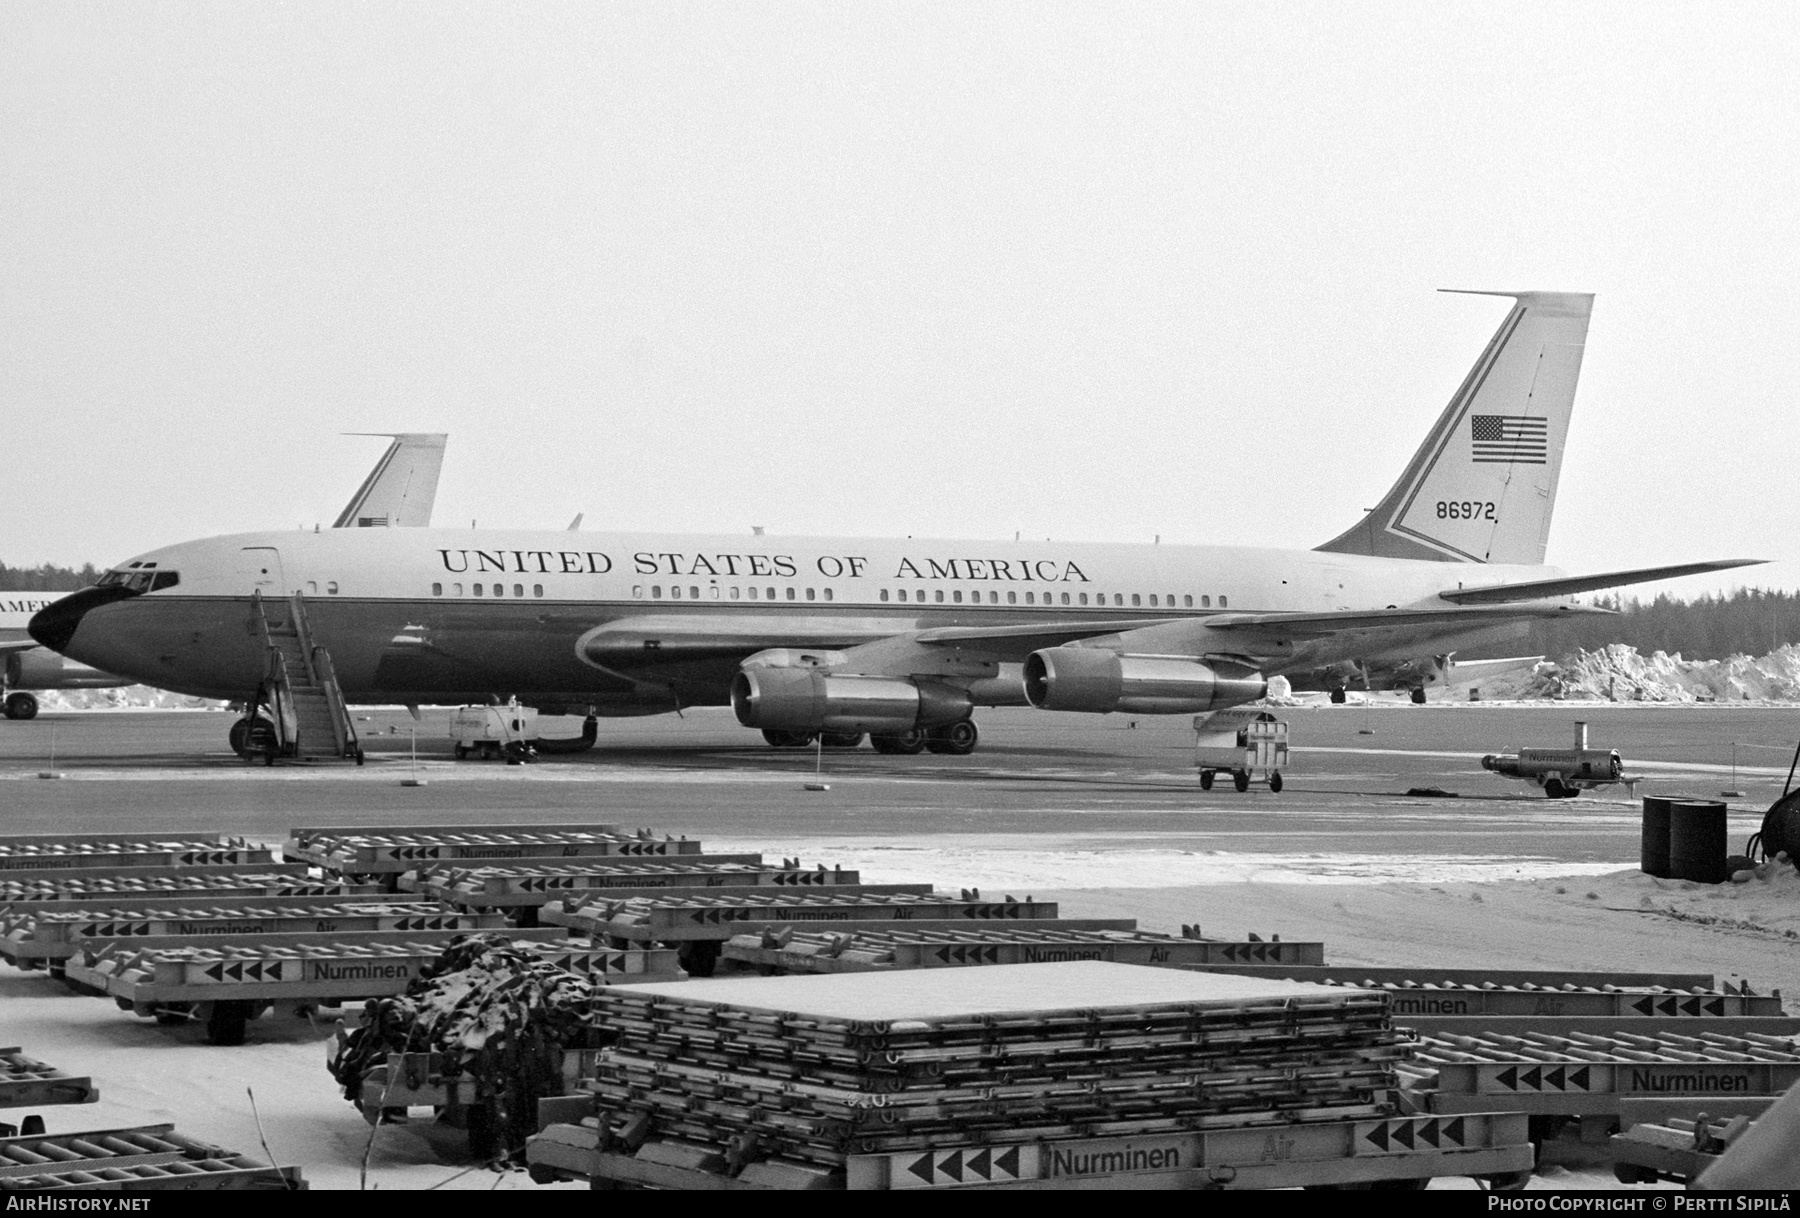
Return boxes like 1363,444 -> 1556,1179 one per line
1193,709 -> 1288,793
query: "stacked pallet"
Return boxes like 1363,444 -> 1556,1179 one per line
530,961 -> 1534,1189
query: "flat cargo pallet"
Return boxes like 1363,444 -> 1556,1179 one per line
289,829 -> 711,873
405,862 -> 888,908
544,892 -> 1059,943
1179,965 -> 1723,990
721,928 -> 1323,973
528,1111 -> 1532,1190
0,839 -> 275,872
0,1124 -> 304,1191
0,1048 -> 98,1109
288,822 -> 622,853
1,900 -> 506,967
0,869 -> 375,905
68,934 -> 681,1008
1405,1030 -> 1800,1117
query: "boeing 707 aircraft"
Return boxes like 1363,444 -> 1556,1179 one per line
31,292 -> 1757,757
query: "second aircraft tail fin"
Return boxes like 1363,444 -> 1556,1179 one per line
333,433 -> 448,529
1317,291 -> 1593,565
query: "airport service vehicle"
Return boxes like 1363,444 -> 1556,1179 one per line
32,292 -> 1758,758
450,704 -> 539,761
1482,722 -> 1625,798
1194,708 -> 1288,792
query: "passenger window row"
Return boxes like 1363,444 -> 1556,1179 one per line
876,589 -> 1225,608
432,583 -> 545,598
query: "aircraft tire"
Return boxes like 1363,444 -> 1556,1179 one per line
872,729 -> 927,755
762,729 -> 815,749
1410,687 -> 1427,705
228,717 -> 250,756
1233,770 -> 1251,792
1199,770 -> 1214,790
3,692 -> 38,720
242,718 -> 278,760
1269,771 -> 1283,793
821,732 -> 865,749
1328,688 -> 1347,705
925,720 -> 978,756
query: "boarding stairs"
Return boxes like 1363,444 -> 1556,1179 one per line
249,591 -> 362,764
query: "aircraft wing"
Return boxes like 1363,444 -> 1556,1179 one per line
1192,601 -> 1609,640
0,639 -> 41,654
1437,559 -> 1764,605
915,619 -> 1177,649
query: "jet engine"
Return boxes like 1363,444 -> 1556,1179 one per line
731,668 -> 972,735
1023,648 -> 1266,715
6,649 -> 120,690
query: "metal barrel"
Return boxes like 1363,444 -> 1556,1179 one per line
1640,795 -> 1675,878
1667,799 -> 1729,884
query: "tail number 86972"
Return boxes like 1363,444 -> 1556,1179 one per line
1437,501 -> 1496,521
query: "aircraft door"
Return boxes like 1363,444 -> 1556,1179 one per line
234,547 -> 287,595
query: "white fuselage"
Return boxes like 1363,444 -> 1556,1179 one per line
41,526 -> 1559,711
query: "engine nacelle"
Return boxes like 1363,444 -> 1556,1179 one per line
1023,648 -> 1267,715
731,668 -> 972,734
6,649 -> 119,690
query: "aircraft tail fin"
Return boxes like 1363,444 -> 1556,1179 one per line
332,433 -> 447,529
1317,291 -> 1593,565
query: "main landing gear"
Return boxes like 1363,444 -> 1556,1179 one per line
763,720 -> 981,756
3,692 -> 38,720
1410,687 -> 1428,705
227,716 -> 279,760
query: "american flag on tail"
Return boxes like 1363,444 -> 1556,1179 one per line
1469,414 -> 1547,464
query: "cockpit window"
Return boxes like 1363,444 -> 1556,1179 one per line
96,568 -> 175,593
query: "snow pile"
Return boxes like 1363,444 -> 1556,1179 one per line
34,685 -> 226,711
1523,643 -> 1800,703
1573,861 -> 1800,941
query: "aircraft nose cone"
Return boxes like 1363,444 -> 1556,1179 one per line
29,585 -> 136,653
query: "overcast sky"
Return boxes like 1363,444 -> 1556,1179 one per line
4,3 -> 1795,600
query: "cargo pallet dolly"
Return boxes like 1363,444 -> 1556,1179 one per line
1,1047 -> 97,1141
1607,1097 -> 1776,1186
527,1103 -> 1534,1191
1400,1029 -> 1800,1168
0,1124 -> 305,1191
65,931 -> 682,1045
1194,708 -> 1288,792
0,896 -> 505,972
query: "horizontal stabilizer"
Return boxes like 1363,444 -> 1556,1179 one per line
1437,559 -> 1765,605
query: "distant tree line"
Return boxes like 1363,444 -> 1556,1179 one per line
1462,588 -> 1800,663
0,562 -> 102,592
